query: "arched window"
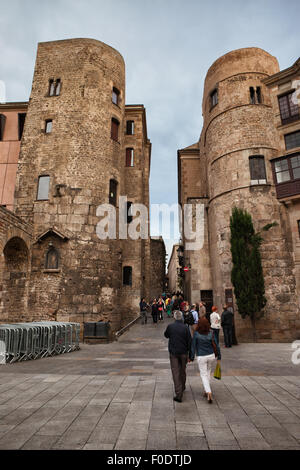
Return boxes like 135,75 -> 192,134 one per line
45,244 -> 59,269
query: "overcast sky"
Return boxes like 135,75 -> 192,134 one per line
1,0 -> 299,260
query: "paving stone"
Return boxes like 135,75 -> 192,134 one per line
281,423 -> 300,440
52,429 -> 91,449
237,437 -> 271,450
209,444 -> 241,450
119,423 -> 149,439
270,410 -> 300,424
249,414 -> 282,428
222,408 -> 253,424
0,429 -> 35,449
176,435 -> 209,450
115,438 -> 146,450
146,431 -> 177,450
204,426 -> 238,446
83,443 -> 114,450
97,403 -> 130,427
259,427 -> 299,448
229,423 -> 264,438
88,425 -> 121,445
175,423 -> 204,436
149,418 -> 175,431
0,424 -> 15,433
21,435 -> 59,450
36,420 -> 72,436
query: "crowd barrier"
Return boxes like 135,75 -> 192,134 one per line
0,321 -> 80,364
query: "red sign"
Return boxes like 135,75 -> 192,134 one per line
183,267 -> 189,272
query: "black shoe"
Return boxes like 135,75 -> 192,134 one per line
173,396 -> 182,403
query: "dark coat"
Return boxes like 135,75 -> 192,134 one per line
151,304 -> 158,316
221,309 -> 234,327
164,320 -> 192,356
139,301 -> 147,312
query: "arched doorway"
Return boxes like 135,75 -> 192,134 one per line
1,237 -> 29,322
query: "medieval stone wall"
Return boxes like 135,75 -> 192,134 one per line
10,38 -> 152,336
0,206 -> 33,322
202,48 -> 299,341
149,237 -> 166,301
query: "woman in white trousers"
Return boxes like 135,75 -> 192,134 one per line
189,317 -> 221,403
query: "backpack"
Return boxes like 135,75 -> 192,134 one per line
184,311 -> 195,326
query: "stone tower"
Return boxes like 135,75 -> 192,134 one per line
178,47 -> 299,341
200,48 -> 298,340
12,38 -> 151,333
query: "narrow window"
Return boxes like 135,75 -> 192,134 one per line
125,148 -> 134,167
55,79 -> 61,96
210,89 -> 218,109
45,120 -> 53,134
0,114 -> 6,141
123,266 -> 132,286
278,91 -> 299,125
249,155 -> 266,184
126,120 -> 134,135
45,245 -> 59,269
109,179 -> 118,206
256,87 -> 262,104
111,118 -> 119,141
127,201 -> 133,224
18,113 -> 26,140
290,154 -> 300,180
112,87 -> 120,105
274,159 -> 291,183
250,87 -> 255,104
37,175 -> 50,200
49,79 -> 55,96
284,131 -> 300,150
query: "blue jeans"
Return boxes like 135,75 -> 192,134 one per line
211,328 -> 220,347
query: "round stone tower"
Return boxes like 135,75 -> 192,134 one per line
201,48 -> 298,341
14,39 -> 126,333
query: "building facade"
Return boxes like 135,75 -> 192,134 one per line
167,243 -> 181,294
0,38 -> 164,337
178,48 -> 300,342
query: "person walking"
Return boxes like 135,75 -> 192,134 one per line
164,310 -> 192,403
166,297 -> 172,318
157,297 -> 165,321
139,298 -> 149,325
190,304 -> 199,335
221,304 -> 234,348
190,317 -> 221,404
210,306 -> 221,347
151,299 -> 159,324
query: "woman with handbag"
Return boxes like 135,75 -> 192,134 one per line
189,317 -> 221,403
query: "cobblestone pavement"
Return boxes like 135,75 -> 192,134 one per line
0,316 -> 299,450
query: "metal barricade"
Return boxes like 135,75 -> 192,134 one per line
0,321 -> 80,363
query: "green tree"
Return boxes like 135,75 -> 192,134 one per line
230,207 -> 277,342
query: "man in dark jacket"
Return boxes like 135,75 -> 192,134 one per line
164,310 -> 192,402
221,305 -> 234,348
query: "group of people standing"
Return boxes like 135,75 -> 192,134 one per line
140,294 -> 235,349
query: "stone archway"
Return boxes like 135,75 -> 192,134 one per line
1,236 -> 29,322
